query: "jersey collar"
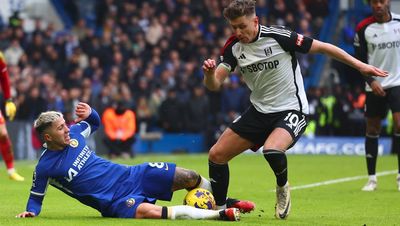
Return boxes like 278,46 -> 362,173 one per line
250,24 -> 261,43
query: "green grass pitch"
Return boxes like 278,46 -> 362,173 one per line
1,153 -> 400,226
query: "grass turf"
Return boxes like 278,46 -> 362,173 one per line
1,153 -> 399,226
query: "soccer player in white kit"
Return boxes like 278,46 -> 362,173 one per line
354,0 -> 400,192
203,0 -> 388,220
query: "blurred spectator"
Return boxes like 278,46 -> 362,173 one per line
220,75 -> 249,115
136,95 -> 154,133
16,86 -> 48,121
4,39 -> 24,66
102,99 -> 136,159
185,85 -> 209,133
159,87 -> 185,132
305,87 -> 326,137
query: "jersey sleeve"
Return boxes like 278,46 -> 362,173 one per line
353,28 -> 368,63
26,166 -> 49,216
270,27 -> 313,53
70,108 -> 100,138
219,35 -> 239,72
354,19 -> 375,85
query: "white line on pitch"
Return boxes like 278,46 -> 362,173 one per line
272,170 -> 397,191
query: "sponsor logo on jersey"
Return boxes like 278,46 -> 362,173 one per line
126,198 -> 136,208
240,60 -> 279,74
238,53 -> 246,59
69,139 -> 79,148
371,40 -> 400,51
296,34 -> 304,46
65,145 -> 92,182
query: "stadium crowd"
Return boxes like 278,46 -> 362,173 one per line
0,0 -> 382,151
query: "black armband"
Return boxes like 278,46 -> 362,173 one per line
364,75 -> 375,86
161,206 -> 168,219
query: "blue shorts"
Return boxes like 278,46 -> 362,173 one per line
102,162 -> 176,218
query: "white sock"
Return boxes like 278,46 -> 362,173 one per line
169,205 -> 220,220
7,168 -> 15,175
197,176 -> 212,192
216,204 -> 227,210
369,175 -> 377,182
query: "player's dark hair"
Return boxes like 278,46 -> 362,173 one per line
223,0 -> 256,20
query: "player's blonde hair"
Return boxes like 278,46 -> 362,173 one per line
223,0 -> 256,20
34,111 -> 63,137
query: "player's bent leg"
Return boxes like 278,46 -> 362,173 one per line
263,128 -> 294,220
0,127 -> 24,181
208,128 -> 253,208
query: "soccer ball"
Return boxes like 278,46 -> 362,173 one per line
183,188 -> 216,210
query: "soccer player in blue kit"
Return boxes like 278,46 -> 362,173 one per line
16,102 -> 240,221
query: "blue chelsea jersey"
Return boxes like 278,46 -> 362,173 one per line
26,109 -> 129,215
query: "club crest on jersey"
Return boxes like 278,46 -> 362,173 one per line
69,139 -> 79,148
264,47 -> 272,57
296,34 -> 304,46
126,198 -> 135,208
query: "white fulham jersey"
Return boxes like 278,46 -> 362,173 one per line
354,12 -> 400,91
219,25 -> 313,114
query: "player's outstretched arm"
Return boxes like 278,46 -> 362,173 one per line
16,211 -> 36,218
309,40 -> 388,78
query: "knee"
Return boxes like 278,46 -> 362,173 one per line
366,124 -> 381,136
136,203 -> 162,219
137,209 -> 160,219
208,146 -> 227,164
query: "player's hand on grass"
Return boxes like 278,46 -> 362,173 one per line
74,102 -> 92,123
370,80 -> 386,97
5,99 -> 16,121
16,211 -> 36,218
